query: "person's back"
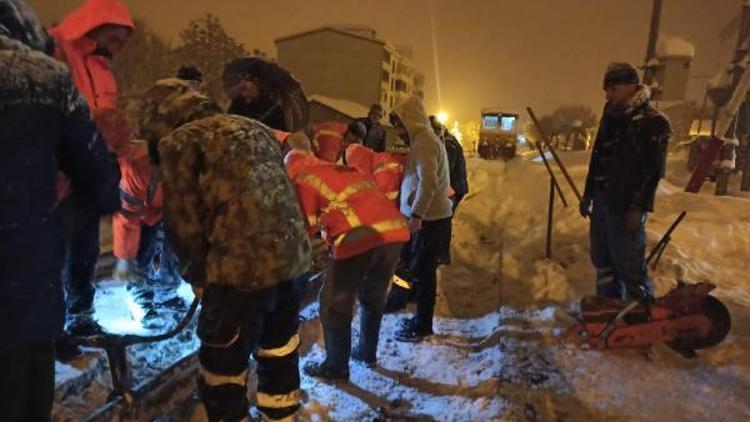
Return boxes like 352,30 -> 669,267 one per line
372,151 -> 407,201
0,2 -> 119,417
159,113 -> 312,289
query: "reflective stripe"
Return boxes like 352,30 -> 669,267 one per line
385,191 -> 398,200
255,334 -> 300,358
120,188 -> 145,207
117,208 -> 144,219
199,366 -> 248,387
370,219 -> 407,233
392,274 -> 412,289
373,162 -> 402,174
596,275 -> 616,286
256,389 -> 301,409
298,173 -> 376,228
306,213 -> 319,227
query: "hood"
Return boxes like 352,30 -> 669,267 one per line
0,0 -> 50,52
138,78 -> 221,143
394,96 -> 431,141
51,0 -> 134,42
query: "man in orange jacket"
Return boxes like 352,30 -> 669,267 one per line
49,0 -> 135,344
286,150 -> 409,380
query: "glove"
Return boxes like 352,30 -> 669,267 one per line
579,196 -> 593,218
191,284 -> 204,300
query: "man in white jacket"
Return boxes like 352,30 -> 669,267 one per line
391,96 -> 453,342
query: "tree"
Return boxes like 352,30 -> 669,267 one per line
173,14 -> 248,102
112,19 -> 175,115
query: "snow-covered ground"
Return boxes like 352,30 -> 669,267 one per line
57,148 -> 750,421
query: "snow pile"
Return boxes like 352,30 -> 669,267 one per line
656,35 -> 696,59
309,94 -> 369,119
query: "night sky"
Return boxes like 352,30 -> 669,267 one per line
29,0 -> 740,122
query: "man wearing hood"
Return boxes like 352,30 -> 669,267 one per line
390,96 -> 453,342
580,62 -> 671,301
47,0 -> 135,344
223,57 -> 290,132
140,79 -> 311,422
0,0 -> 120,419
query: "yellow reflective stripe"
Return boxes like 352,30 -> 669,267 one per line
385,191 -> 398,200
371,218 -> 407,233
255,334 -> 300,358
299,173 -> 376,228
392,274 -> 412,289
199,366 -> 248,387
306,213 -> 318,227
373,162 -> 402,173
256,389 -> 301,409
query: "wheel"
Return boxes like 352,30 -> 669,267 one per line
668,295 -> 731,352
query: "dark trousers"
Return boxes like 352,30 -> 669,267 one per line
62,197 -> 100,315
590,189 -> 652,300
197,281 -> 300,422
136,221 -> 179,280
411,218 -> 452,333
0,341 -> 55,422
319,243 -> 402,370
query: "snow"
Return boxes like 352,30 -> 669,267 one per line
656,35 -> 696,59
309,94 -> 370,119
56,148 -> 750,420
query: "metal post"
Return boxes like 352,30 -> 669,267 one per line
546,178 -> 555,259
643,0 -> 663,87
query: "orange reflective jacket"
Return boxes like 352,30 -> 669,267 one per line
371,152 -> 407,202
112,143 -> 164,260
284,149 -> 325,181
344,143 -> 374,175
50,0 -> 134,111
312,121 -> 347,163
293,163 -> 409,259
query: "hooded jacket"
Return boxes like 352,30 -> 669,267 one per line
141,79 -> 312,290
396,96 -> 453,221
49,0 -> 134,110
0,0 -> 120,348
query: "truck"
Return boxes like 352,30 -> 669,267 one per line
477,108 -> 520,160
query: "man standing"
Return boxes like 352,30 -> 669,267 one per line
358,103 -> 387,152
391,97 -> 453,342
0,1 -> 120,419
140,79 -> 311,422
580,62 -> 671,301
49,0 -> 135,339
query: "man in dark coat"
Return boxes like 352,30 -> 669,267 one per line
0,1 -> 120,419
358,103 -> 387,152
223,57 -> 290,131
580,62 -> 671,301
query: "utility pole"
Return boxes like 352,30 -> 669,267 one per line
642,0 -> 663,89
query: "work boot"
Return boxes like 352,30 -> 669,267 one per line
394,323 -> 433,343
66,312 -> 105,337
302,360 -> 349,381
351,345 -> 376,368
56,335 -> 83,363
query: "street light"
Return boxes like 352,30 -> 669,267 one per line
437,111 -> 448,125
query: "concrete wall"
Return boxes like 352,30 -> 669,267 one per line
277,30 -> 385,111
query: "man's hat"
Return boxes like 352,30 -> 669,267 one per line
603,62 -> 640,89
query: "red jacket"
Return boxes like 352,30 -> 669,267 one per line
284,149 -> 325,181
312,121 -> 347,163
112,142 -> 164,260
344,143 -> 375,175
292,162 -> 409,259
49,0 -> 134,111
371,152 -> 407,201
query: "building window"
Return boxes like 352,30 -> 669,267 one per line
382,70 -> 390,83
384,50 -> 391,64
395,79 -> 407,92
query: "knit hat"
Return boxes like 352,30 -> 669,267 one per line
603,62 -> 639,88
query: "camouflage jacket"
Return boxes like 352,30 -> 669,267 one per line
158,114 -> 312,290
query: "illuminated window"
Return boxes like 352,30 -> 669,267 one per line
482,115 -> 499,129
500,116 -> 516,131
